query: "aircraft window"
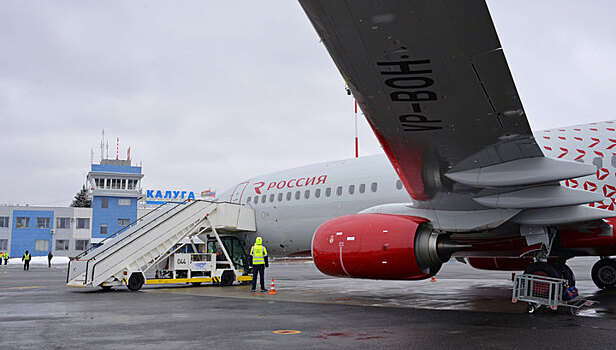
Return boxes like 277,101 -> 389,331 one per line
315,188 -> 321,198
286,192 -> 292,201
396,180 -> 403,190
278,193 -> 283,202
246,196 -> 251,204
295,191 -> 301,200
348,185 -> 355,195
304,190 -> 310,199
261,195 -> 267,203
593,157 -> 603,170
253,196 -> 259,204
612,154 -> 616,168
371,182 -> 378,192
325,187 -> 331,197
359,184 -> 366,193
336,186 -> 343,196
269,194 -> 275,203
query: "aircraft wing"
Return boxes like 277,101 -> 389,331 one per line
299,0 -> 607,224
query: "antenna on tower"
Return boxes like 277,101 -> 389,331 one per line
100,129 -> 105,161
116,137 -> 119,160
106,142 -> 109,158
90,148 -> 94,164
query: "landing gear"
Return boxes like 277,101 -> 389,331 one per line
524,261 -> 562,279
550,261 -> 575,287
591,258 -> 616,290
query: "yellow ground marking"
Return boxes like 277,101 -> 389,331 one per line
273,330 -> 301,335
7,286 -> 45,290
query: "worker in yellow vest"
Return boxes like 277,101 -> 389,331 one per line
249,237 -> 269,293
22,250 -> 31,271
3,251 -> 8,265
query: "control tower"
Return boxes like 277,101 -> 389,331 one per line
87,159 -> 143,242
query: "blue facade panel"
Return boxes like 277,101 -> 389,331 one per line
92,197 -> 137,239
91,164 -> 142,174
10,210 -> 54,257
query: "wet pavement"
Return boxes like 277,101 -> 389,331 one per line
1,258 -> 616,349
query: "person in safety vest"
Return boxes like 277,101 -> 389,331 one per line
249,237 -> 269,292
22,250 -> 31,271
3,251 -> 8,265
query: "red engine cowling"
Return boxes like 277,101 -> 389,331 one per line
467,257 -> 534,271
312,213 -> 446,280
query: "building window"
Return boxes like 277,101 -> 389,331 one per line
55,240 -> 69,251
304,190 -> 310,199
359,184 -> 366,194
118,219 -> 131,226
36,217 -> 50,229
0,216 -> 8,227
0,239 -> 7,250
101,198 -> 109,208
336,186 -> 343,196
325,187 -> 331,197
35,240 -> 50,251
371,182 -> 378,193
75,240 -> 90,251
315,189 -> 321,198
118,198 -> 131,206
56,217 -> 70,229
278,193 -> 283,202
100,224 -> 108,235
348,185 -> 355,195
121,179 -> 126,189
269,194 -> 275,203
295,191 -> 301,200
15,217 -> 30,228
76,218 -> 90,229
396,180 -> 403,190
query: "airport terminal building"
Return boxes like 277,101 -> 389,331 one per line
0,159 -> 144,258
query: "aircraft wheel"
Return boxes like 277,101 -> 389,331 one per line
127,273 -> 145,291
591,258 -> 616,290
524,262 -> 563,298
549,261 -> 575,287
221,270 -> 235,286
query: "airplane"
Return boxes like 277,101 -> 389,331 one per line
217,0 -> 616,291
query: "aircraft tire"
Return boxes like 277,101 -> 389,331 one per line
591,258 -> 616,290
549,261 -> 575,287
524,262 -> 563,298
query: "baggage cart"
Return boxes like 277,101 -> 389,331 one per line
512,274 -> 597,314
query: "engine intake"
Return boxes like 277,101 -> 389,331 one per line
312,213 -> 465,280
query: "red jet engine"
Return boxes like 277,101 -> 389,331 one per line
312,213 -> 465,280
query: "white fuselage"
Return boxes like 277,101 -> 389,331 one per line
218,121 -> 616,256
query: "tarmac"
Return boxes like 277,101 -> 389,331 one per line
1,257 -> 616,349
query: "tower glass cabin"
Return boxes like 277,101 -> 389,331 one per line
87,159 -> 143,242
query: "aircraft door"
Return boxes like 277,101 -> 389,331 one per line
230,181 -> 249,203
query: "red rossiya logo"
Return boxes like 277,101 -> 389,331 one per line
254,182 -> 265,195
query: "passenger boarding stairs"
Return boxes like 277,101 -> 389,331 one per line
67,200 -> 255,288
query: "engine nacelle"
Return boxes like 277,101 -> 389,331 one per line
467,257 -> 534,271
312,213 -> 452,280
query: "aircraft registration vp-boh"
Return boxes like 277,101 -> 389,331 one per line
218,0 -> 616,290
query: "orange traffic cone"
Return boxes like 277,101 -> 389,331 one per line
268,278 -> 278,295
430,276 -> 437,282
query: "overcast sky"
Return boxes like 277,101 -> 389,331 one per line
1,1 -> 615,206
